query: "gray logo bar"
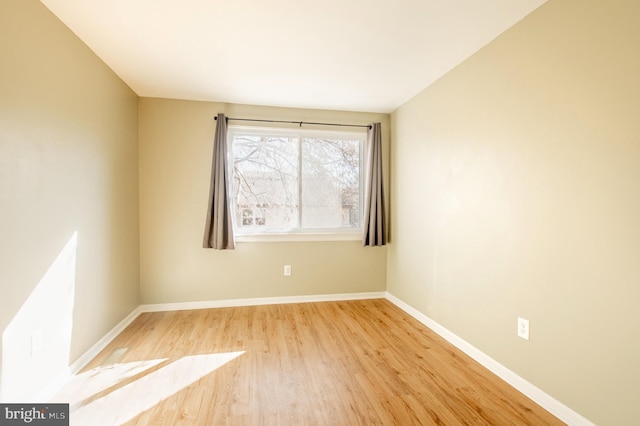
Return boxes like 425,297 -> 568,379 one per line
0,404 -> 69,425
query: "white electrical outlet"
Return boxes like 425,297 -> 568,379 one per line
284,265 -> 292,276
517,317 -> 530,341
31,330 -> 43,356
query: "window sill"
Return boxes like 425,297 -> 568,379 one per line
235,232 -> 362,243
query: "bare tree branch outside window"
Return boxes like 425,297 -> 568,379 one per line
230,129 -> 364,233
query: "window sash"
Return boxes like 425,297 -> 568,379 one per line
228,126 -> 365,236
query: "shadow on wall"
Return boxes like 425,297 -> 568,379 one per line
1,232 -> 77,401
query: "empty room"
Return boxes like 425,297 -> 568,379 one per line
1,0 -> 638,424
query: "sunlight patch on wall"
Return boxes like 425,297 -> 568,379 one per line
1,232 -> 77,402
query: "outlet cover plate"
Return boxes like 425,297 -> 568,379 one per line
517,317 -> 530,340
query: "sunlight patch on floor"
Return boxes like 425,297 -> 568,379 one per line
51,357 -> 168,407
58,351 -> 244,425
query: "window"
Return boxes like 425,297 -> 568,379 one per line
228,126 -> 365,237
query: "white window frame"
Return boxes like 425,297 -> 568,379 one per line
228,125 -> 366,242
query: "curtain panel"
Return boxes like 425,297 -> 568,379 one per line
362,122 -> 386,246
203,113 -> 235,249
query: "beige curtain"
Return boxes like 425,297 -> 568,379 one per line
362,122 -> 386,246
203,113 -> 235,249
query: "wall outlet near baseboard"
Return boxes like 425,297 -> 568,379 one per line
517,317 -> 530,341
31,330 -> 43,356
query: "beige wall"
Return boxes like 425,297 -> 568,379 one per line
0,0 -> 139,399
389,0 -> 640,424
138,98 -> 388,304
6,0 -> 634,420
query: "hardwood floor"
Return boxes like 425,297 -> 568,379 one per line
54,299 -> 564,425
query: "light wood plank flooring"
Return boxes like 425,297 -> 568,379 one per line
54,299 -> 564,425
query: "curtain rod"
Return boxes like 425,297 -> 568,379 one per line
214,116 -> 371,129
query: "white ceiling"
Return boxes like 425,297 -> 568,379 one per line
40,0 -> 547,113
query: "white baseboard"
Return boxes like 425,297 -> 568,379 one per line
384,292 -> 594,426
69,306 -> 143,374
140,291 -> 386,313
32,368 -> 73,403
38,306 -> 142,402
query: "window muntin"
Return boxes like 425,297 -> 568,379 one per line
229,126 -> 364,235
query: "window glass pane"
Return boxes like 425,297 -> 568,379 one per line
301,138 -> 361,228
229,127 -> 364,236
232,134 -> 299,231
